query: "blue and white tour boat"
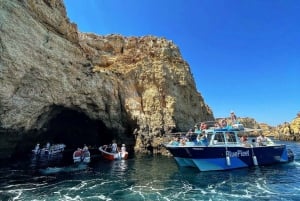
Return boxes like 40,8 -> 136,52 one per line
163,121 -> 294,171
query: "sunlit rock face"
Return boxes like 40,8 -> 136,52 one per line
0,0 -> 213,157
272,113 -> 300,141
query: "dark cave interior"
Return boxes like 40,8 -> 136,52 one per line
40,108 -> 113,149
11,105 -> 137,158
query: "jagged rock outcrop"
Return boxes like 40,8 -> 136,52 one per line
258,123 -> 274,136
272,112 -> 300,141
249,112 -> 300,141
0,0 -> 213,157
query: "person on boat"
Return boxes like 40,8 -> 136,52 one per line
185,129 -> 193,141
200,122 -> 207,130
82,147 -> 90,158
257,134 -> 267,146
221,119 -> 228,128
196,132 -> 208,145
179,138 -> 186,146
111,141 -> 118,153
83,144 -> 88,151
74,148 -> 82,157
195,134 -> 201,144
240,135 -> 250,146
169,137 -> 179,146
214,121 -> 221,128
46,142 -> 50,150
121,144 -> 126,157
194,124 -> 201,134
230,111 -> 237,124
34,143 -> 40,154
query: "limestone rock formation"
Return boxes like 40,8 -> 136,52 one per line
273,112 -> 300,141
258,123 -> 274,136
0,0 -> 213,157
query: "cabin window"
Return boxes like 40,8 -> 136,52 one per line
214,132 -> 225,144
225,132 -> 236,143
206,133 -> 213,144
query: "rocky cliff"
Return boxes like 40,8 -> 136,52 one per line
272,112 -> 300,141
0,0 -> 213,157
245,112 -> 300,141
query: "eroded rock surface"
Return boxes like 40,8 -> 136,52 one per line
0,0 -> 213,157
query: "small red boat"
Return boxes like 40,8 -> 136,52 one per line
99,144 -> 128,160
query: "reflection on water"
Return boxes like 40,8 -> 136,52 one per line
30,153 -> 64,169
0,141 -> 300,201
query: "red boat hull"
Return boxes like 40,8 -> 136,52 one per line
99,146 -> 128,160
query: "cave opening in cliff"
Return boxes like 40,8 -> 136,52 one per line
36,106 -> 115,150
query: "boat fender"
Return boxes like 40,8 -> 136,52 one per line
251,144 -> 258,166
226,156 -> 231,166
252,156 -> 258,166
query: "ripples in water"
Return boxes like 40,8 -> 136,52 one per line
0,141 -> 300,201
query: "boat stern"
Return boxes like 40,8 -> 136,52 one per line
287,148 -> 294,162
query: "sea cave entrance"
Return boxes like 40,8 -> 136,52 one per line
34,106 -> 115,150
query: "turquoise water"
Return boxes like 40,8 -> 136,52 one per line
0,140 -> 300,201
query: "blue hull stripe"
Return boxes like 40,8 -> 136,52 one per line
174,157 -> 248,171
168,145 -> 291,171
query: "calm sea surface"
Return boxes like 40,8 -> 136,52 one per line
0,140 -> 300,201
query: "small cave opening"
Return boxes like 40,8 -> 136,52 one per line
34,106 -> 116,151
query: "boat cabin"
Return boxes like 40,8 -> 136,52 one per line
203,128 -> 242,146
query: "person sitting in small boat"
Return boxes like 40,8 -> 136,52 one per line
111,141 -> 118,153
46,142 -> 50,150
74,148 -> 82,157
121,144 -> 126,157
82,147 -> 90,158
34,143 -> 40,154
83,144 -> 88,151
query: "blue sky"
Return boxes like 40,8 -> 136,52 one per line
63,0 -> 300,126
